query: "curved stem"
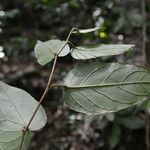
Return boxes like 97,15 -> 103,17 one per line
67,41 -> 76,49
19,27 -> 76,150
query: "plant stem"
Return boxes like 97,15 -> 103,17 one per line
19,55 -> 58,150
141,0 -> 150,149
67,41 -> 76,48
141,0 -> 147,64
19,27 -> 76,150
145,109 -> 150,150
50,83 -> 66,88
66,27 -> 76,41
58,27 -> 76,55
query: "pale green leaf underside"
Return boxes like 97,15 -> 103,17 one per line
0,130 -> 32,150
71,44 -> 134,60
34,39 -> 70,65
63,61 -> 150,115
0,82 -> 46,149
0,82 -> 47,131
72,26 -> 100,34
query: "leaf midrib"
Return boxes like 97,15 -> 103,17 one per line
66,81 -> 150,89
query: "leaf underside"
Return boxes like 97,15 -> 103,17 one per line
71,44 -> 134,60
34,39 -> 70,65
0,82 -> 47,149
0,130 -> 32,150
72,26 -> 100,34
63,61 -> 150,115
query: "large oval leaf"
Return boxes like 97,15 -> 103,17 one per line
71,44 -> 134,60
34,39 -> 70,65
63,61 -> 150,115
0,82 -> 47,149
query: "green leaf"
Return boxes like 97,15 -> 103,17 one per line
63,61 -> 150,115
0,130 -> 32,150
0,82 -> 47,149
71,44 -> 134,60
72,26 -> 100,34
34,39 -> 70,65
116,116 -> 145,130
108,125 -> 121,149
114,17 -> 126,32
116,105 -> 137,117
144,99 -> 150,113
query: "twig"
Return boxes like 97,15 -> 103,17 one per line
19,27 -> 76,150
141,0 -> 150,149
19,55 -> 58,150
58,27 -> 76,55
141,0 -> 147,64
146,109 -> 150,150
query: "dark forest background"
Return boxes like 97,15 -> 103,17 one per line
0,0 -> 150,149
